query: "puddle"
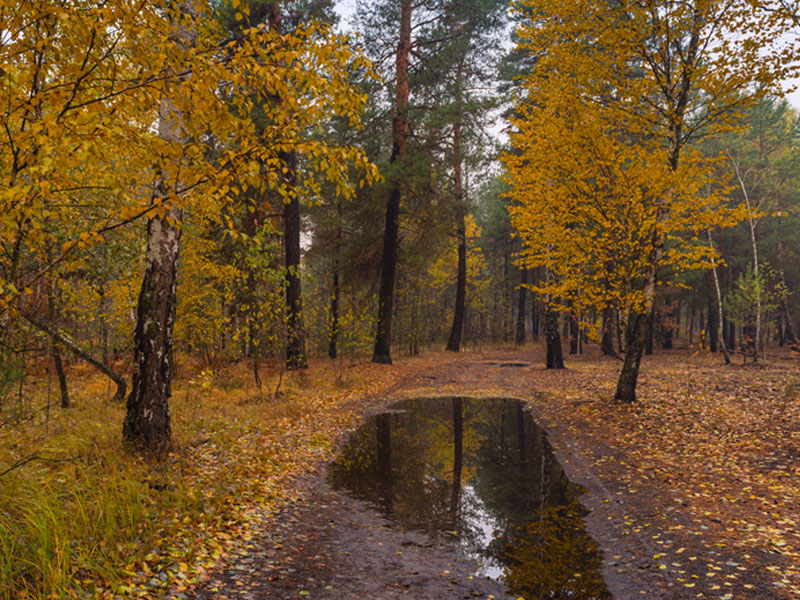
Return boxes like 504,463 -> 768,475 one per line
329,397 -> 611,599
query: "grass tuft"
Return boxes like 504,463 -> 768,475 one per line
0,354 -> 411,599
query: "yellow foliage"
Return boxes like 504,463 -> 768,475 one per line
0,0 -> 378,319
504,0 -> 796,332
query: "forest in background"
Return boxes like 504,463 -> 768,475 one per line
3,0 -> 800,428
2,0 -> 800,596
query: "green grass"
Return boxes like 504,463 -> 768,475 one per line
0,356 -> 401,600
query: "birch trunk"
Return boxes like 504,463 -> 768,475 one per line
707,230 -> 732,364
123,3 -> 195,450
730,157 -> 761,362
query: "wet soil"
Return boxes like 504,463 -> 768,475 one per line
196,472 -> 511,599
193,349 -> 788,599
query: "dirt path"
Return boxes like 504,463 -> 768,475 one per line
195,472 -> 512,599
193,349 -> 795,599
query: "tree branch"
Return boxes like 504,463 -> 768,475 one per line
0,453 -> 83,479
22,313 -> 126,403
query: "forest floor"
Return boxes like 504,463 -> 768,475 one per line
184,346 -> 800,600
1,345 -> 799,600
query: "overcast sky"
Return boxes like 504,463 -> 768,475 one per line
332,1 -> 800,113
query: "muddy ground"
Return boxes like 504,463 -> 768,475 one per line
194,349 -> 795,599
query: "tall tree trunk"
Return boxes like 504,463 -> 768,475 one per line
328,268 -> 339,359
266,5 -> 307,370
502,238 -> 511,342
615,309 -> 649,403
373,0 -> 411,364
613,20 -> 704,401
725,314 -> 734,352
601,307 -> 616,356
615,218 -> 663,402
283,165 -> 307,369
124,3 -> 195,450
515,268 -> 528,346
645,303 -> 655,356
543,267 -> 564,369
783,306 -> 797,345
662,297 -> 674,350
123,205 -> 182,449
731,158 -> 761,362
545,307 -> 564,369
530,284 -> 539,341
776,244 -> 797,345
52,342 -> 69,409
446,215 -> 466,351
569,311 -> 578,355
328,199 -> 343,359
446,112 -> 466,352
707,231 -> 731,364
705,271 -> 718,352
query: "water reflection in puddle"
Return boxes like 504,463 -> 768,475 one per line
329,397 -> 611,599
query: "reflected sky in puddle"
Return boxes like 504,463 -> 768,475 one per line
329,397 -> 611,599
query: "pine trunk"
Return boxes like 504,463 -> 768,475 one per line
776,245 -> 797,345
328,268 -> 339,359
328,200 -> 343,359
266,5 -> 307,370
569,312 -> 578,354
284,175 -> 307,369
601,307 -> 615,356
515,269 -> 527,346
662,298 -> 674,350
446,106 -> 466,352
545,307 -> 564,369
446,217 -> 466,351
502,241 -> 511,342
373,0 -> 411,364
373,187 -> 401,364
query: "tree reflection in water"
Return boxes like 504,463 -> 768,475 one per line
329,397 -> 611,599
